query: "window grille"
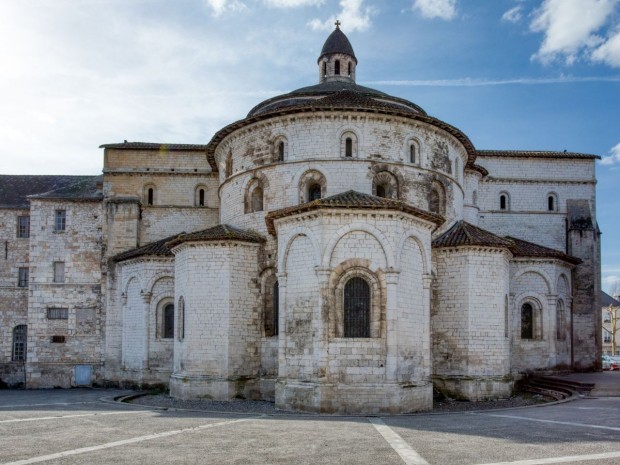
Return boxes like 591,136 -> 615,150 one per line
521,303 -> 534,339
17,216 -> 30,238
51,335 -> 66,343
47,308 -> 68,320
54,210 -> 66,231
163,304 -> 174,339
273,281 -> 279,336
53,262 -> 65,283
18,267 -> 29,288
12,325 -> 27,361
344,277 -> 370,338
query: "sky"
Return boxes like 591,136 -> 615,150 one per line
0,0 -> 619,291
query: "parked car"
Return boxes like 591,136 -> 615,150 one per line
611,356 -> 620,371
603,355 -> 612,370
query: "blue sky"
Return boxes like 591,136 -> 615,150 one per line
0,0 -> 619,291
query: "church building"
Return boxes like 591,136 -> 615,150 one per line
0,26 -> 601,413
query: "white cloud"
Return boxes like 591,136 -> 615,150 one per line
309,0 -> 375,32
412,0 -> 457,21
204,0 -> 247,17
530,0 -> 619,65
502,6 -> 523,24
600,142 -> 620,165
366,75 -> 620,86
592,29 -> 620,66
264,0 -> 324,7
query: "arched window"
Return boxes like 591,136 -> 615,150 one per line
195,187 -> 206,207
273,281 -> 279,336
521,303 -> 534,339
341,131 -> 358,158
12,325 -> 27,361
376,185 -> 386,198
347,62 -> 352,76
410,144 -> 416,163
429,189 -> 440,214
500,193 -> 510,211
335,59 -> 340,75
163,303 -> 174,339
225,152 -> 233,178
373,171 -> 398,199
323,61 -> 327,77
278,141 -> 285,162
344,277 -> 370,338
548,193 -> 557,212
556,300 -> 565,340
345,138 -> 353,157
308,183 -> 322,201
144,186 -> 155,206
429,182 -> 446,215
177,297 -> 185,341
251,186 -> 264,212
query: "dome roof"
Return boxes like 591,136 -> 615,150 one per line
318,26 -> 357,63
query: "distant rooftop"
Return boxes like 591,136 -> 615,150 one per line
100,142 -> 208,151
0,175 -> 102,209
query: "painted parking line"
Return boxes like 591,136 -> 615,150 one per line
1,417 -> 257,465
368,418 -> 430,465
477,413 -> 620,432
0,410 -> 153,424
475,450 -> 620,465
0,402 -> 99,409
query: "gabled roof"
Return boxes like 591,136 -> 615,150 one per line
113,232 -> 184,263
165,224 -> 264,249
602,291 -> 620,307
29,175 -> 103,201
0,175 -> 101,209
99,142 -> 208,151
265,190 -> 444,235
476,150 -> 600,160
506,236 -> 582,265
432,221 -> 512,249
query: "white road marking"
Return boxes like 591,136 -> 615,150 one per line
479,413 -> 620,432
368,417 -> 430,465
0,402 -> 99,409
1,417 -> 255,465
0,410 -> 152,424
475,450 -> 620,465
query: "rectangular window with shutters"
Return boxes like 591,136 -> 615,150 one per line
47,308 -> 68,320
18,267 -> 29,287
53,262 -> 65,283
17,216 -> 30,238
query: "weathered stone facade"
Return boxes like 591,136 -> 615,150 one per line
0,27 -> 601,412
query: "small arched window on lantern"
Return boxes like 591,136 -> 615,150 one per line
335,59 -> 341,75
499,192 -> 510,211
348,62 -> 352,76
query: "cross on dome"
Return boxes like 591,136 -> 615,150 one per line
335,20 -> 341,29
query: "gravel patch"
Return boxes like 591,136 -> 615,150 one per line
129,392 -> 551,415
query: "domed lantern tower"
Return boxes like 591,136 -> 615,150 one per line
318,20 -> 357,83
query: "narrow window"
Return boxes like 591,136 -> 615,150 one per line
51,335 -> 66,343
345,137 -> 353,157
251,187 -> 264,212
472,190 -> 478,206
225,152 -> 233,178
18,267 -> 29,288
54,210 -> 66,231
147,188 -> 154,206
53,261 -> 65,283
17,216 -> 30,238
376,184 -> 387,198
198,189 -> 205,207
500,194 -> 507,211
12,325 -> 27,361
410,144 -> 416,163
504,295 -> 509,338
278,141 -> 284,162
178,297 -> 185,341
323,61 -> 327,77
521,303 -> 534,339
308,184 -> 322,201
548,195 -> 556,212
273,281 -> 279,336
47,308 -> 68,320
348,62 -> 352,76
429,189 -> 440,214
163,303 -> 174,339
344,277 -> 370,338
335,59 -> 340,75
556,300 -> 565,341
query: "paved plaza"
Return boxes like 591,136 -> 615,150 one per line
0,384 -> 619,465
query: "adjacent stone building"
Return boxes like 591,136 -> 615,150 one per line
0,26 -> 601,412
